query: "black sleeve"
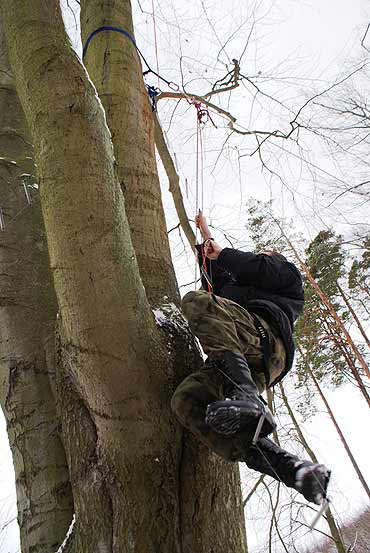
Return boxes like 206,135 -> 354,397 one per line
216,248 -> 298,291
196,243 -> 233,293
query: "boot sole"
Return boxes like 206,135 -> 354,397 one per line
205,401 -> 276,439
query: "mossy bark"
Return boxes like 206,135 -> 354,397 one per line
2,1 -> 247,551
81,0 -> 178,305
0,17 -> 73,553
81,1 -> 247,551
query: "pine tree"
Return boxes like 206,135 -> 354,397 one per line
295,230 -> 348,387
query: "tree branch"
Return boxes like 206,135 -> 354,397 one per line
153,113 -> 196,253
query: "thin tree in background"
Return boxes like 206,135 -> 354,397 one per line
301,358 -> 370,501
279,225 -> 370,381
279,382 -> 346,553
336,280 -> 369,348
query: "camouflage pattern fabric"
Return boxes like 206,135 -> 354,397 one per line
171,290 -> 286,462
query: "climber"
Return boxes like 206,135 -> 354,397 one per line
171,211 -> 331,506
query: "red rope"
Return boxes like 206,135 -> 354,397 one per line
200,243 -> 213,292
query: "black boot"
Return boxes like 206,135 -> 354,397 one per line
205,351 -> 276,440
244,437 -> 331,505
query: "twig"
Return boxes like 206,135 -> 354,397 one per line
361,23 -> 370,52
243,474 -> 265,506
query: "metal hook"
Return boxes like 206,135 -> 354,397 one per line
169,81 -> 179,91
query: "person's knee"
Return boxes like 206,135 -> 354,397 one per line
182,290 -> 213,324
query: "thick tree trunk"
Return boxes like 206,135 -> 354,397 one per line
80,0 -> 178,305
3,2 -> 247,551
0,19 -> 74,553
80,2 -> 247,551
279,383 -> 346,553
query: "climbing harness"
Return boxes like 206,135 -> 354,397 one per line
82,26 -> 179,111
251,313 -> 271,390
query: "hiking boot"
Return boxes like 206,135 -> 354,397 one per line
294,463 -> 331,505
243,437 -> 331,505
205,351 -> 276,440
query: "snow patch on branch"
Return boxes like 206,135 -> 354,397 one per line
152,301 -> 184,328
55,514 -> 75,553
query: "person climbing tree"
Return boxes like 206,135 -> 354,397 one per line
171,211 -> 331,506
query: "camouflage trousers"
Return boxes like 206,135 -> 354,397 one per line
171,290 -> 286,461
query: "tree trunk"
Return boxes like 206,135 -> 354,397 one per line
80,0 -> 178,305
0,17 -> 74,553
336,280 -> 370,349
2,2 -> 247,551
318,312 -> 370,408
80,2 -> 247,551
279,383 -> 346,553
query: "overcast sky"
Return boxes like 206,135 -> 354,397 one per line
1,1 -> 370,552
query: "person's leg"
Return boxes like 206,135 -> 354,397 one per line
171,361 -> 245,462
243,437 -> 331,505
181,290 -> 275,439
181,290 -> 243,355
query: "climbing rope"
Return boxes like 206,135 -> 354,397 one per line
191,99 -> 216,292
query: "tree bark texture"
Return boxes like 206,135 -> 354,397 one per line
2,2 -> 247,551
80,1 -> 248,551
80,0 -> 178,305
0,18 -> 74,553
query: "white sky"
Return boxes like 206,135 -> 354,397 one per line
1,1 -> 370,552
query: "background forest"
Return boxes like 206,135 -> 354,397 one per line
0,1 -> 369,552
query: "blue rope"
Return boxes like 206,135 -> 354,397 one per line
82,25 -> 177,92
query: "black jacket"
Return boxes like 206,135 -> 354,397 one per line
196,244 -> 304,386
